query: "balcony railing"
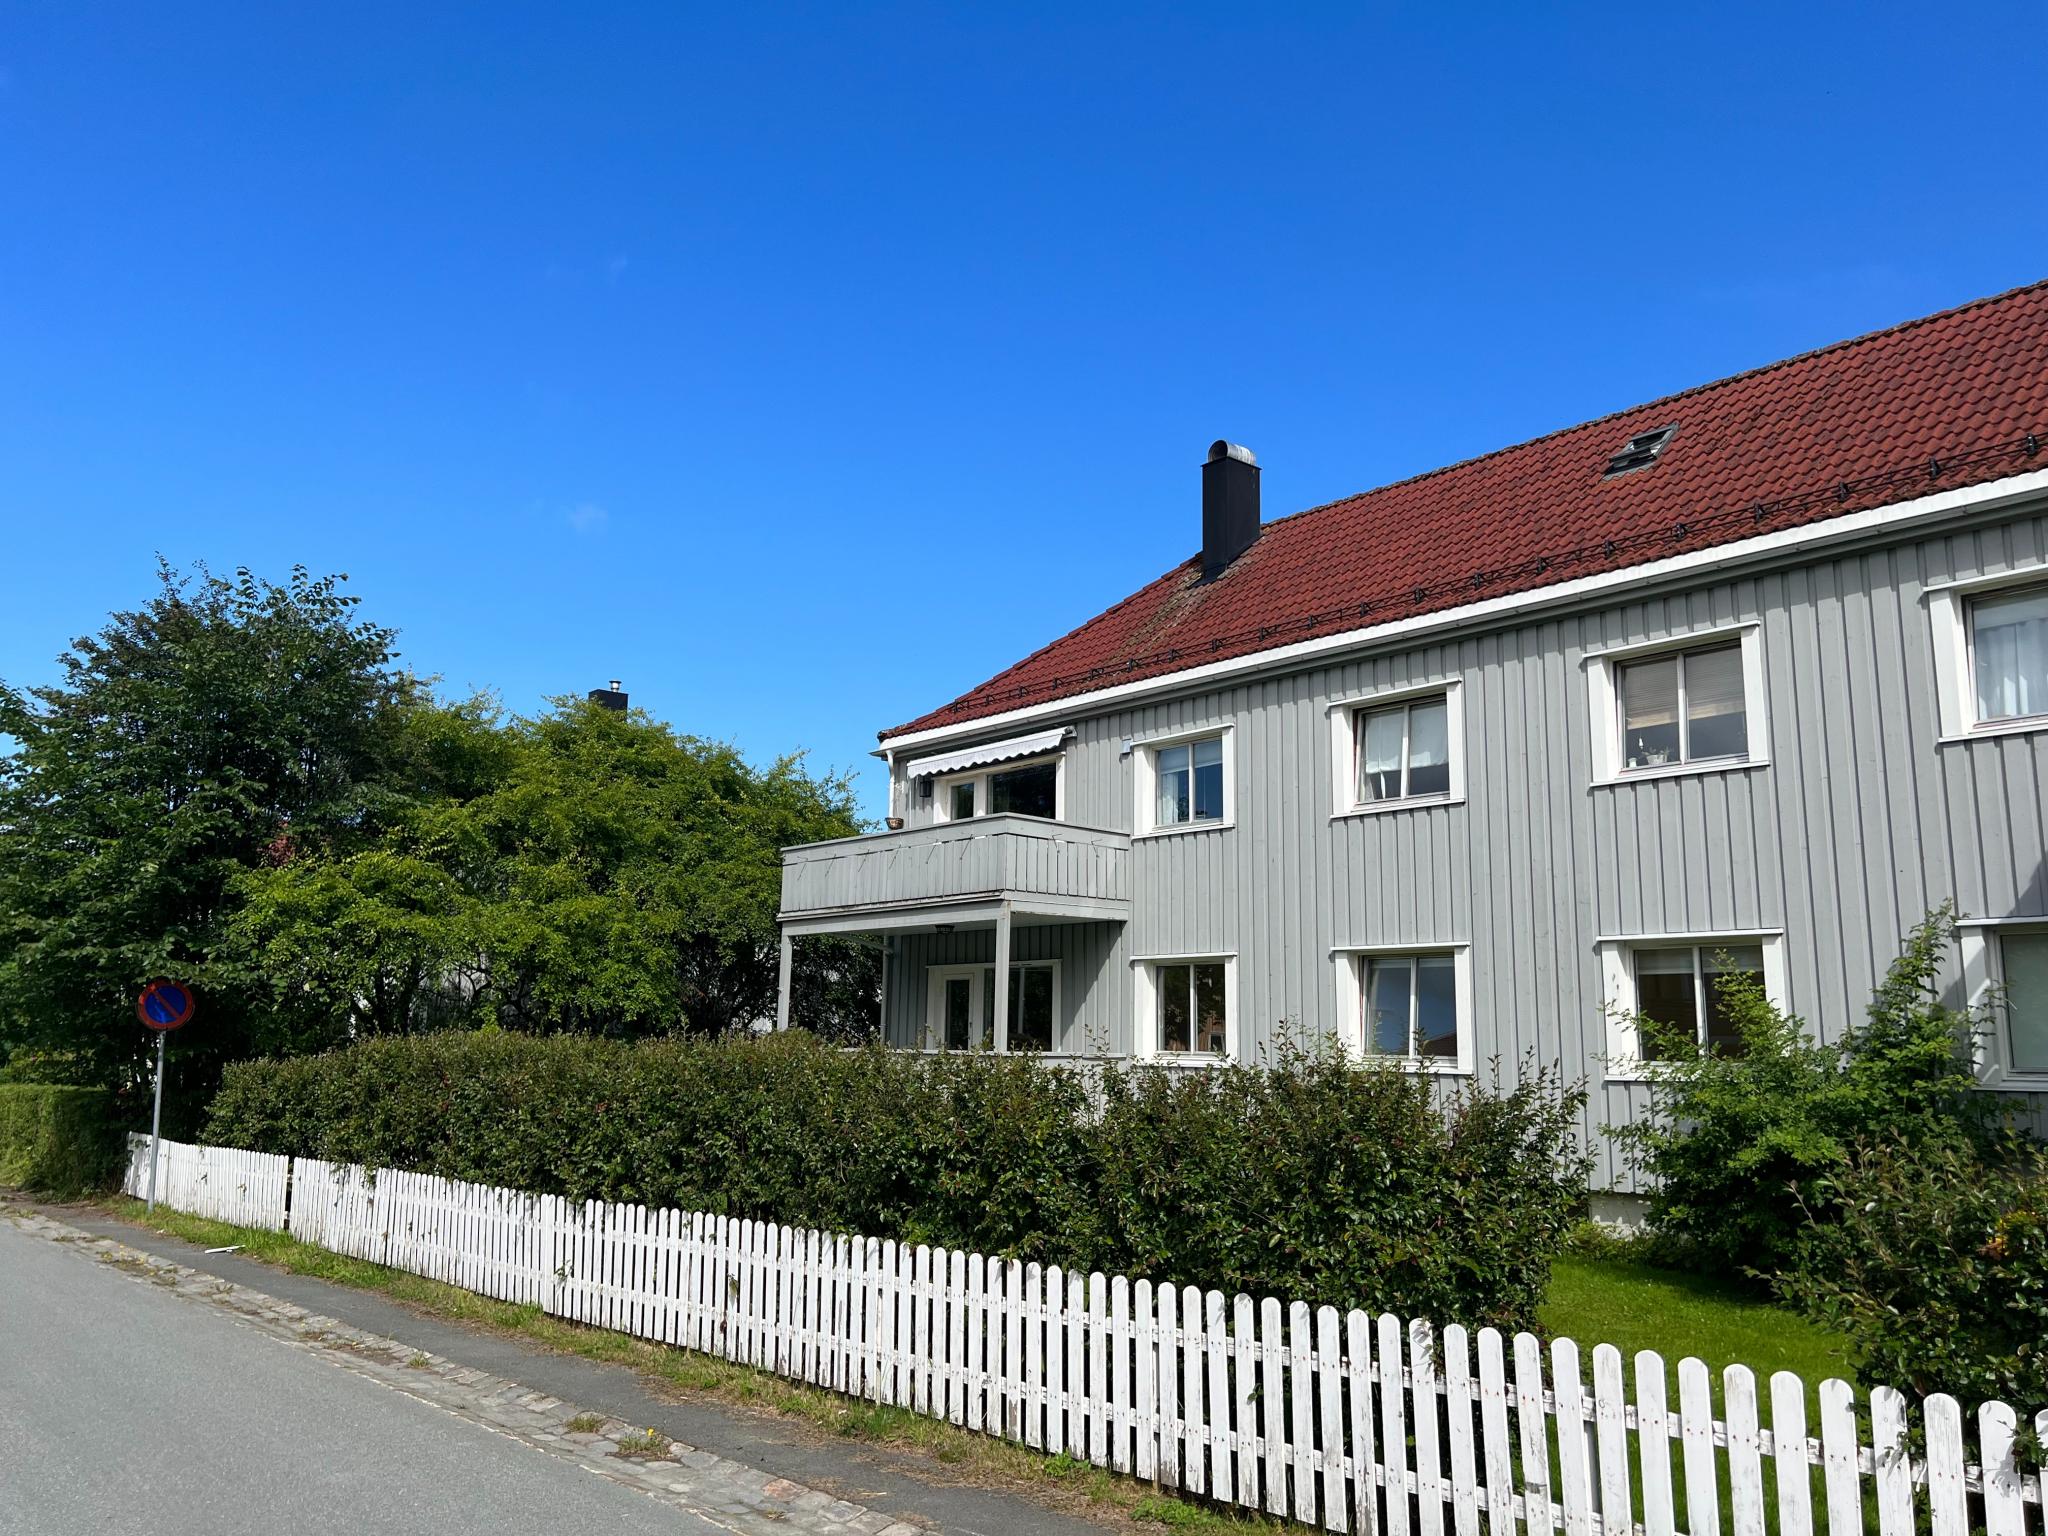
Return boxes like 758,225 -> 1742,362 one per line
779,815 -> 1130,920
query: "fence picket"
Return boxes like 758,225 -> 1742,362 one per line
1979,1402 -> 2025,1536
1318,1306 -> 1348,1533
1922,1395 -> 1967,1536
1870,1386 -> 1914,1536
1591,1344 -> 1632,1536
1769,1370 -> 1814,1536
135,1140 -> 2046,1536
1413,1321 -> 1445,1536
1475,1329 -> 1514,1536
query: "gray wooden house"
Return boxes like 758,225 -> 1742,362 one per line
778,281 -> 2048,1190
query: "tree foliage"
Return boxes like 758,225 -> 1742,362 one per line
0,564 -> 877,1114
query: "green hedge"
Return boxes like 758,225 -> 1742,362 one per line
207,1031 -> 1589,1331
0,1084 -> 121,1196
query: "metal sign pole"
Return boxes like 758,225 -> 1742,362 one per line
147,1029 -> 166,1214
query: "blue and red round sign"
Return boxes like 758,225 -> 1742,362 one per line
136,980 -> 196,1031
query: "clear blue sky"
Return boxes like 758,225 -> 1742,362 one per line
3,4 -> 2042,818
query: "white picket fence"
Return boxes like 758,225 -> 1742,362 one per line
139,1143 -> 2046,1536
122,1133 -> 290,1231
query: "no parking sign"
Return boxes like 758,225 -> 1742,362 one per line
136,979 -> 196,1211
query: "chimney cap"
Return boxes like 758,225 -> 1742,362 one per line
1207,441 -> 1257,466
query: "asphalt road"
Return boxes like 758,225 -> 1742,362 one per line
0,1217 -> 725,1535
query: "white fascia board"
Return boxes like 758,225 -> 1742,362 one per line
876,467 -> 2048,756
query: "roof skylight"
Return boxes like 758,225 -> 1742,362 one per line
1603,424 -> 1678,478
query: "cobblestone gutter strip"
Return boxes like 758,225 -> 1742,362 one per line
9,1209 -> 928,1536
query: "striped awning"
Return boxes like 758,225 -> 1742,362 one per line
904,726 -> 1068,779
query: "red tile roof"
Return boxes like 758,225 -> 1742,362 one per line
886,279 -> 2048,741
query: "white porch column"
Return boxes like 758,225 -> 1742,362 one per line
775,931 -> 794,1031
992,906 -> 1012,1054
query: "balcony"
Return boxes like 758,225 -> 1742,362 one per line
778,815 -> 1131,934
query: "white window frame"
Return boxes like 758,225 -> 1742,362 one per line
1326,679 -> 1466,819
1330,943 -> 1473,1073
1957,919 -> 2048,1088
1597,930 -> 1787,1079
931,753 -> 1067,824
1583,623 -> 1769,786
1132,725 -> 1236,838
1925,567 -> 2048,743
1130,953 -> 1237,1061
923,960 -> 1063,1053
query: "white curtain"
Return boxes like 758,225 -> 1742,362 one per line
1975,587 -> 2048,721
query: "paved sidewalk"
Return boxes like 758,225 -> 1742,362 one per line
11,1203 -> 1122,1536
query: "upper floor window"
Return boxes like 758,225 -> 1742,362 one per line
933,755 -> 1061,822
1970,583 -> 2048,725
1156,736 -> 1225,826
1134,727 -> 1234,837
1618,642 -> 1746,770
1585,625 -> 1768,784
1356,695 -> 1451,803
1329,681 -> 1465,818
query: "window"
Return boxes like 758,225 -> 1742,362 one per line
1135,727 -> 1234,836
1154,960 -> 1228,1055
926,962 -> 1060,1052
1618,643 -> 1746,770
1604,424 -> 1677,477
1999,930 -> 2048,1077
1586,627 -> 1767,783
1356,696 -> 1451,803
1363,953 -> 1458,1060
1156,736 -> 1225,826
1599,933 -> 1783,1074
934,755 -> 1062,822
1330,682 -> 1464,816
1632,943 -> 1763,1056
1970,584 -> 2048,726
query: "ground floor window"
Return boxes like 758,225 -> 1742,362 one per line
1153,959 -> 1228,1055
1598,932 -> 1783,1076
1362,952 -> 1459,1060
926,962 -> 1058,1052
1997,928 -> 2048,1076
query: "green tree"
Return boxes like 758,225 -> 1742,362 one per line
230,696 -> 876,1040
0,563 -> 419,1111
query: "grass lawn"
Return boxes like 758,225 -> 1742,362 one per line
1540,1252 -> 1857,1388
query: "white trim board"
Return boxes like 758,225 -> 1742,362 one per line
878,467 -> 2048,753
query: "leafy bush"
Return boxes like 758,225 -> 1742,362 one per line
1779,1135 -> 2048,1407
1610,908 -> 2005,1281
0,1084 -> 120,1196
207,1031 -> 1589,1331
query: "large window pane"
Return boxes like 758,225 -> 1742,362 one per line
1366,956 -> 1414,1055
991,760 -> 1058,818
1194,962 -> 1227,1053
1973,586 -> 2048,723
943,976 -> 973,1051
1701,945 -> 1765,1055
2004,931 -> 2048,1074
1415,955 -> 1458,1058
1191,736 -> 1225,821
1158,963 -> 1192,1053
1157,743 -> 1190,825
1621,656 -> 1681,769
1406,699 -> 1451,797
1684,645 -> 1748,761
1634,946 -> 1699,1057
1358,706 -> 1405,802
1010,966 -> 1054,1052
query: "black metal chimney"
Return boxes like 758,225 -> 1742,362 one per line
1201,441 -> 1260,580
588,679 -> 628,711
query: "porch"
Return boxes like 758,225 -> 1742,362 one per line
776,815 -> 1131,1052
